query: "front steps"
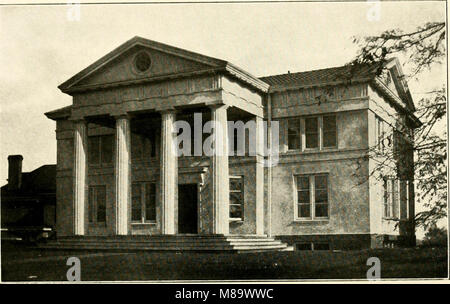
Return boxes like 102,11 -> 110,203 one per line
39,235 -> 293,253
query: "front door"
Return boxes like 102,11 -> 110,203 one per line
178,184 -> 198,234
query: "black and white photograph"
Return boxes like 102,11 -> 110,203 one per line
0,0 -> 448,288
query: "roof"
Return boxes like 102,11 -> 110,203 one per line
45,105 -> 72,120
58,36 -> 269,94
1,165 -> 56,201
259,63 -> 380,90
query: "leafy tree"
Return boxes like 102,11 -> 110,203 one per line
422,224 -> 448,247
351,22 -> 447,230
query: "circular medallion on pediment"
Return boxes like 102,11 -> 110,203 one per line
133,51 -> 151,73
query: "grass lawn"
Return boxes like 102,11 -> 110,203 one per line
1,241 -> 448,281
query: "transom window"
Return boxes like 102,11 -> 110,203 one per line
88,135 -> 114,165
132,182 -> 156,223
89,185 -> 106,224
287,115 -> 337,151
295,174 -> 329,220
229,176 -> 244,220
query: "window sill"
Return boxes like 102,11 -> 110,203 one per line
284,148 -> 339,155
131,222 -> 157,226
293,219 -> 329,224
229,218 -> 243,223
382,217 -> 399,221
89,164 -> 114,169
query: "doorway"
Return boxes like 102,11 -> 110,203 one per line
178,184 -> 198,234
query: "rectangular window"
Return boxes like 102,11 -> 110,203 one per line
383,178 -> 399,218
305,117 -> 319,149
229,176 -> 244,220
287,115 -> 337,151
288,119 -> 301,150
131,182 -> 156,223
89,185 -> 106,224
296,174 -> 329,220
88,135 -> 114,165
322,115 -> 337,148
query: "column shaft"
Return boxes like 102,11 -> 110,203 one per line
160,111 -> 177,234
211,105 -> 229,234
255,116 -> 265,235
73,120 -> 87,235
115,116 -> 130,235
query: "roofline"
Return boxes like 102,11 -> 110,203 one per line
225,63 -> 270,93
371,79 -> 422,128
58,36 -> 228,93
266,76 -> 374,93
58,36 -> 268,95
45,105 -> 72,120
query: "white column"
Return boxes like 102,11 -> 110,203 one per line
73,120 -> 87,235
210,105 -> 230,235
114,115 -> 130,235
255,116 -> 265,235
160,110 -> 177,234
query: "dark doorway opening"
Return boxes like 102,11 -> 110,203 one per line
178,184 -> 198,234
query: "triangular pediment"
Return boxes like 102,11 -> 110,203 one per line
59,36 -> 228,93
381,58 -> 416,112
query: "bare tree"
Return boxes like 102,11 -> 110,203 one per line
351,22 -> 447,230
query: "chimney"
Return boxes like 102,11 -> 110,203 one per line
8,155 -> 23,191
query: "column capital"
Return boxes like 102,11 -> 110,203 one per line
156,106 -> 177,114
112,113 -> 132,120
208,103 -> 229,111
69,116 -> 87,123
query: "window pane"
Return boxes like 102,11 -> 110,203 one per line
315,203 -> 328,217
230,178 -> 243,191
229,177 -> 243,219
323,115 -> 336,147
315,190 -> 328,203
131,183 -> 141,221
230,191 -> 243,206
96,186 -> 106,223
288,119 -> 301,150
88,136 -> 100,164
305,117 -> 318,148
101,135 -> 114,164
145,183 -> 156,221
315,175 -> 328,190
297,176 -> 309,190
296,243 -> 312,250
314,243 -> 330,250
230,204 -> 242,219
298,204 -> 311,218
298,191 -> 310,204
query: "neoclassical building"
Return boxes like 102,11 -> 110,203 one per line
45,37 -> 419,251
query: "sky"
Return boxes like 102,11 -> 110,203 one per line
0,1 -> 446,233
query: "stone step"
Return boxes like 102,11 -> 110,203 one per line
41,243 -> 288,251
53,238 -> 278,245
39,234 -> 290,253
43,240 -> 285,249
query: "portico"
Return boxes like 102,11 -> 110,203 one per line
49,36 -> 269,238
